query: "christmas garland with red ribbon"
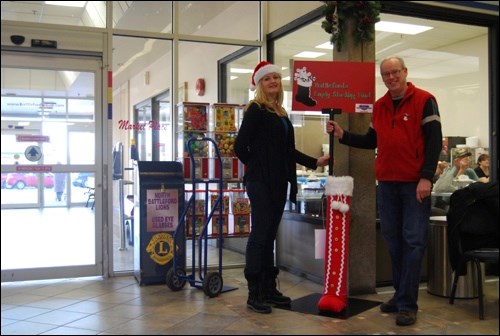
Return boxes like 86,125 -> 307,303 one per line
321,1 -> 381,52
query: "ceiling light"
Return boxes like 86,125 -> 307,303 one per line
45,1 -> 87,7
230,76 -> 238,80
375,21 -> 433,35
315,42 -> 333,49
230,68 -> 253,74
282,76 -> 290,81
294,51 -> 326,59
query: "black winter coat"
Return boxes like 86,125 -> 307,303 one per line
446,181 -> 499,275
234,102 -> 318,204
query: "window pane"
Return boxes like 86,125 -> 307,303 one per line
178,1 -> 259,40
113,1 -> 172,34
1,1 -> 106,28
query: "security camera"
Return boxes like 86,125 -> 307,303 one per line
10,35 -> 25,45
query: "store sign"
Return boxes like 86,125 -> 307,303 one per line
16,135 -> 50,142
16,165 -> 52,172
146,189 -> 179,232
291,60 -> 375,113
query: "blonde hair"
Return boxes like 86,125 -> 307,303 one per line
245,77 -> 287,117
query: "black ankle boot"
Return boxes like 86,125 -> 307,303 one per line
246,273 -> 272,314
247,295 -> 272,314
263,267 -> 291,306
265,287 -> 291,306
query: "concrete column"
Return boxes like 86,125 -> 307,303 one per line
331,18 -> 377,295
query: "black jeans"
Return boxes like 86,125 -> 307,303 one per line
244,181 -> 287,278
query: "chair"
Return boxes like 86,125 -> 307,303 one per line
447,181 -> 499,320
85,187 -> 95,210
449,246 -> 499,320
84,177 -> 95,210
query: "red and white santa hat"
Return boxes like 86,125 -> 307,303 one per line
250,60 -> 281,91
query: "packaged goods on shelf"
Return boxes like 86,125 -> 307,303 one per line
233,214 -> 250,235
186,215 -> 204,237
211,193 -> 229,214
232,197 -> 250,215
211,214 -> 229,235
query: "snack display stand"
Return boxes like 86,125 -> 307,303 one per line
175,102 -> 250,237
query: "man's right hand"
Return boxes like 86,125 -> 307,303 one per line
326,120 -> 344,138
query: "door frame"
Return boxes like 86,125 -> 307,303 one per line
1,48 -> 104,281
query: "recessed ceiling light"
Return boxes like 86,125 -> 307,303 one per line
375,21 -> 433,35
294,51 -> 326,58
230,76 -> 238,80
316,42 -> 333,50
230,68 -> 253,74
45,1 -> 87,7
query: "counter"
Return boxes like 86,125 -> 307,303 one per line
277,199 -> 428,287
276,210 -> 326,283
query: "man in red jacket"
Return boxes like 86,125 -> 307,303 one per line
326,56 -> 442,326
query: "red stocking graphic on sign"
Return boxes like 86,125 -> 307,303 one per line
317,176 -> 353,313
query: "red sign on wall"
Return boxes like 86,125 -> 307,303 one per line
291,60 -> 375,113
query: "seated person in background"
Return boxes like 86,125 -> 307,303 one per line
432,161 -> 448,183
431,161 -> 450,214
474,153 -> 490,182
433,147 -> 479,193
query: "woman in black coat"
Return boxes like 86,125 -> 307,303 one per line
235,61 -> 329,314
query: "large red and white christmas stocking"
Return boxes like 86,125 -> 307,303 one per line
317,176 -> 353,313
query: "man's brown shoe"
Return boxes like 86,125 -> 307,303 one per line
396,310 -> 417,326
379,298 -> 398,313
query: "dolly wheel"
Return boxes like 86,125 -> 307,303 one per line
203,272 -> 223,297
166,267 -> 186,291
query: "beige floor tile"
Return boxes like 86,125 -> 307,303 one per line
1,271 -> 498,335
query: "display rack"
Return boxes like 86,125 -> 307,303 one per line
176,102 -> 245,182
177,102 -> 211,180
175,102 -> 250,238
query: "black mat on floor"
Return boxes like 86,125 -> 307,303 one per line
275,293 -> 381,319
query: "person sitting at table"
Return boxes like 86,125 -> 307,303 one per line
474,153 -> 490,182
432,161 -> 448,184
433,148 -> 479,193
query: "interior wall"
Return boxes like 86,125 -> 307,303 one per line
375,34 -> 489,148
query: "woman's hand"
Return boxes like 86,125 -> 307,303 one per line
317,155 -> 331,167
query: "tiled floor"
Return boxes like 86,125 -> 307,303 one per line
1,269 -> 498,335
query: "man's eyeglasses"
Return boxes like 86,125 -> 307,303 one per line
381,69 -> 403,79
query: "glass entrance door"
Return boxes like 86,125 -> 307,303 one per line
1,50 -> 103,281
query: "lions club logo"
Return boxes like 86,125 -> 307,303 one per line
145,232 -> 175,265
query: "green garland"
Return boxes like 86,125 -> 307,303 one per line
321,1 -> 381,52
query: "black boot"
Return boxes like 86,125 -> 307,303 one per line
263,267 -> 292,306
246,274 -> 272,314
295,85 -> 317,107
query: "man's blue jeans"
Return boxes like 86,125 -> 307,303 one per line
377,181 -> 431,312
